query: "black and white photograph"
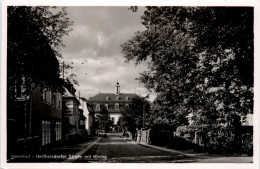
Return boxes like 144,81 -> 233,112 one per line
1,1 -> 259,169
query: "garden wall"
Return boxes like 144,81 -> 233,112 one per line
136,126 -> 253,154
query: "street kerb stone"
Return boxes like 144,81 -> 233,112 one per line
136,141 -> 204,158
64,137 -> 102,162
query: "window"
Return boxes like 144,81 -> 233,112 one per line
42,121 -> 46,145
125,97 -> 129,101
56,93 -> 61,109
48,91 -> 52,104
52,92 -> 56,106
111,117 -> 115,122
115,103 -> 119,110
105,104 -> 109,110
42,89 -> 47,101
15,77 -> 25,98
116,96 -> 120,100
44,90 -> 51,104
42,121 -> 51,145
60,97 -> 62,109
106,96 -> 110,100
96,104 -> 100,111
55,122 -> 61,141
125,104 -> 129,109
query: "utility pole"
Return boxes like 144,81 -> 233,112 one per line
62,61 -> 65,80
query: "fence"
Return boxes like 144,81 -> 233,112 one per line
136,127 -> 253,154
137,129 -> 177,147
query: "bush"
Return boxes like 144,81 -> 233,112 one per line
176,125 -> 196,141
171,136 -> 203,152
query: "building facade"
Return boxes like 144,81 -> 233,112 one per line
80,97 -> 95,136
88,82 -> 138,125
62,82 -> 87,139
86,103 -> 95,135
63,84 -> 80,137
33,87 -> 63,147
7,84 -> 63,157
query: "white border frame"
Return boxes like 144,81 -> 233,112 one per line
1,1 -> 259,169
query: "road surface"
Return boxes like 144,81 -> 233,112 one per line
8,133 -> 253,163
76,133 -> 197,163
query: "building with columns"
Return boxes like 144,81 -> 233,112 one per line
88,82 -> 138,125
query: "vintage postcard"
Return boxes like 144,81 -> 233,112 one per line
1,0 -> 259,169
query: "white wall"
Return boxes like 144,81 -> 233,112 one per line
79,98 -> 90,130
110,114 -> 121,125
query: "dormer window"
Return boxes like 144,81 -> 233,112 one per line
115,103 -> 119,110
125,104 -> 129,109
106,96 -> 110,100
125,97 -> 129,101
105,104 -> 109,110
116,96 -> 120,100
96,104 -> 100,111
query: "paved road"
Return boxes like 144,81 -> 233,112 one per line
76,134 -> 196,163
8,134 -> 253,163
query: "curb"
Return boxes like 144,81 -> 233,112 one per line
136,142 -> 253,163
64,137 -> 102,162
136,141 -> 204,157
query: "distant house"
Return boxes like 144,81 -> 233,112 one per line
80,97 -> 95,136
78,99 -> 87,137
87,103 -> 95,135
88,82 -> 138,125
62,83 -> 81,137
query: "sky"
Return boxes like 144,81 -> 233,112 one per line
60,7 -> 156,101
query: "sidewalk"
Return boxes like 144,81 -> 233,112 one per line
64,137 -> 101,162
8,136 -> 101,162
136,140 -> 206,157
134,140 -> 253,163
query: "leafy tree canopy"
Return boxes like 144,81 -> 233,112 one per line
8,6 -> 73,101
96,106 -> 113,132
118,96 -> 150,133
121,7 -> 253,129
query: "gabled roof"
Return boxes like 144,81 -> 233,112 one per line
63,88 -> 80,104
88,93 -> 138,102
63,88 -> 74,97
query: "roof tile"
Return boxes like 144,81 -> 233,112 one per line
88,93 -> 138,102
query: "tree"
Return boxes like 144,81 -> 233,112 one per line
188,7 -> 253,128
118,96 -> 150,136
121,7 -> 253,130
95,106 -> 113,132
121,7 -> 198,128
7,6 -> 73,104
